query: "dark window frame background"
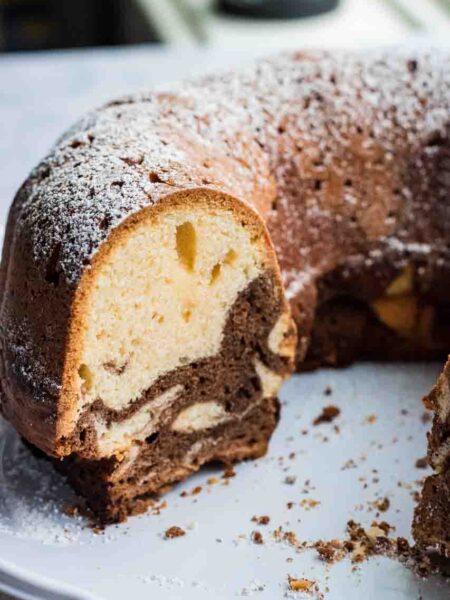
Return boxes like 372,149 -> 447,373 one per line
0,0 -> 160,52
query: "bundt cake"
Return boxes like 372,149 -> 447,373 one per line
0,48 -> 449,554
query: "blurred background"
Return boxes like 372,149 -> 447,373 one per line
1,0 -> 449,227
0,0 -> 450,53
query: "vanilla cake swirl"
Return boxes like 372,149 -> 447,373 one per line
0,48 -> 449,549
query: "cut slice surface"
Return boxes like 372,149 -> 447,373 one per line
59,193 -> 295,461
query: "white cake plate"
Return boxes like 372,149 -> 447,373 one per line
0,363 -> 449,600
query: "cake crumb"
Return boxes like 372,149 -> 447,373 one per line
251,530 -> 264,545
313,405 -> 340,425
364,414 -> 377,424
164,526 -> 186,539
287,576 -> 315,593
310,519 -> 438,576
223,465 -> 236,479
284,475 -> 297,485
374,497 -> 390,512
415,457 -> 428,469
273,527 -> 305,551
299,498 -> 320,510
411,490 -> 421,502
421,411 -> 432,424
62,503 -> 81,518
149,500 -> 167,515
91,525 -> 103,535
341,459 -> 357,470
252,515 -> 270,525
314,539 -> 346,563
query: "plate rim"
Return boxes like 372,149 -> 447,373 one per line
0,556 -> 100,600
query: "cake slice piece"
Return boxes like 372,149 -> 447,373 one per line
413,359 -> 450,557
0,184 -> 295,522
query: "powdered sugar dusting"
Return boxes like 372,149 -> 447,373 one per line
9,46 -> 450,288
0,417 -> 85,545
283,268 -> 317,301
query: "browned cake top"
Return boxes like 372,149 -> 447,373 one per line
10,47 -> 450,289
